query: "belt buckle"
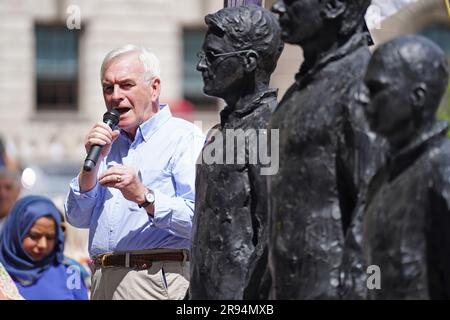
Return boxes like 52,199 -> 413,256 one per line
100,253 -> 113,268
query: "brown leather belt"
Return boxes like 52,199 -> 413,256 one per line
94,251 -> 189,269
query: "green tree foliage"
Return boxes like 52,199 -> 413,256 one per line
437,80 -> 450,138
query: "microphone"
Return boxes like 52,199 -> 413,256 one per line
83,109 -> 120,172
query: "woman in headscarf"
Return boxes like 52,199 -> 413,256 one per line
0,195 -> 88,300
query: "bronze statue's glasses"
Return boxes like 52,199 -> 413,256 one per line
197,50 -> 256,65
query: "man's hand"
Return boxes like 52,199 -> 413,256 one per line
79,122 -> 120,193
98,165 -> 147,204
84,122 -> 120,161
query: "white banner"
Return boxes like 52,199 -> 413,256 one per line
366,0 -> 419,29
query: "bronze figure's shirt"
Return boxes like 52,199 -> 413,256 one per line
364,121 -> 450,299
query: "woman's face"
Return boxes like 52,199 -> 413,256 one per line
22,217 -> 57,261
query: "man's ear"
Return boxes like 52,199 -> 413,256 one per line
410,83 -> 428,126
411,83 -> 427,109
243,50 -> 259,73
321,0 -> 346,20
150,77 -> 161,102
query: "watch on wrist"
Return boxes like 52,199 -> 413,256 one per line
138,189 -> 155,208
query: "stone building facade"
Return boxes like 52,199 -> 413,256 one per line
0,0 -> 448,165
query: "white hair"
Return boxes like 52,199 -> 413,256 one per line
100,44 -> 161,82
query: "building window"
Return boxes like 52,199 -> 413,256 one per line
35,25 -> 79,111
182,28 -> 217,110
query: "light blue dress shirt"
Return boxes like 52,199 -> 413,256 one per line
65,105 -> 205,257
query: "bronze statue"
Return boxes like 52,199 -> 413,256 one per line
190,5 -> 283,299
268,0 -> 384,299
361,35 -> 450,299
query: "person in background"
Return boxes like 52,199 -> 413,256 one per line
0,195 -> 88,300
0,137 -> 5,169
0,136 -> 19,172
0,168 -> 21,234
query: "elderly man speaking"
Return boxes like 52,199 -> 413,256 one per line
65,45 -> 204,300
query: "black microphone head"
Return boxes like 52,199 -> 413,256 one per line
103,109 -> 120,126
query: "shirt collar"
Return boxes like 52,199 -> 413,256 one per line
387,120 -> 449,180
120,104 -> 172,143
295,32 -> 368,89
220,89 -> 277,127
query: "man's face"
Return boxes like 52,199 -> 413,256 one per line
272,0 -> 324,45
197,32 -> 245,99
102,52 -> 160,137
363,55 -> 414,149
0,176 -> 20,219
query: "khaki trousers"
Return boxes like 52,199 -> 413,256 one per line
91,255 -> 189,300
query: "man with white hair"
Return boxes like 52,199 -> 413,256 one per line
65,45 -> 204,300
